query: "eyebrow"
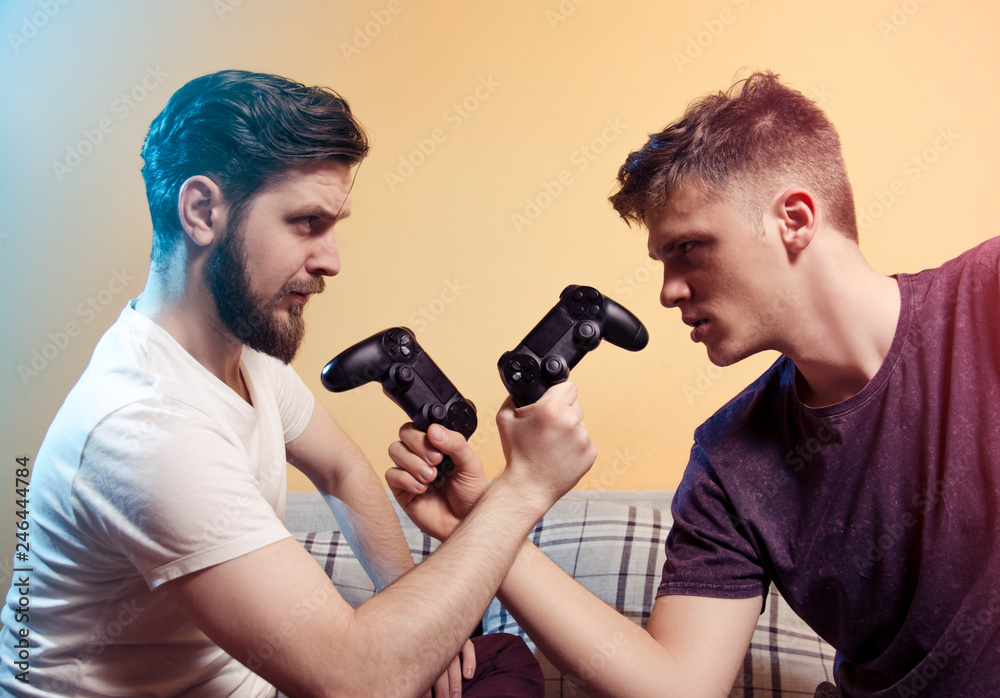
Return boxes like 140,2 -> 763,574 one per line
290,203 -> 351,222
648,230 -> 708,259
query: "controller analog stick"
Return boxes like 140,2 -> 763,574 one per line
543,356 -> 567,382
574,321 -> 600,348
424,403 -> 447,424
389,364 -> 414,391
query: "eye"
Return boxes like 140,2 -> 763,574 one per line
295,216 -> 320,233
678,241 -> 698,254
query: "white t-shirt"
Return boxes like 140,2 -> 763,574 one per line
0,301 -> 315,696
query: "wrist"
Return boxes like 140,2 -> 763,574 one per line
488,470 -> 557,522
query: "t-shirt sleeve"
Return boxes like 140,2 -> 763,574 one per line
258,354 -> 315,443
657,442 -> 769,601
74,400 -> 293,589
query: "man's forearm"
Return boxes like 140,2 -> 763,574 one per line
323,461 -> 414,590
497,542 -> 683,698
335,473 -> 556,695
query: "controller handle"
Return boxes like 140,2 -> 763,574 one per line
322,328 -> 477,486
592,293 -> 650,351
498,285 -> 649,406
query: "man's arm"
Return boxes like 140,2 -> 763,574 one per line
286,400 -> 412,589
386,402 -> 760,698
165,382 -> 596,698
497,542 -> 760,698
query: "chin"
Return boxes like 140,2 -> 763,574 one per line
704,342 -> 749,368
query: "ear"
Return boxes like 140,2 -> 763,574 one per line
774,187 -> 818,255
177,175 -> 226,248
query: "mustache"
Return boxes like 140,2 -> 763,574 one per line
275,276 -> 326,299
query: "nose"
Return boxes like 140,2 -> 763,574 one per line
660,266 -> 691,308
307,232 -> 340,277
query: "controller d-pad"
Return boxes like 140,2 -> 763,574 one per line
384,329 -> 414,359
505,355 -> 538,385
446,402 -> 477,435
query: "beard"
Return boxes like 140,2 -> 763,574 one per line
205,219 -> 324,364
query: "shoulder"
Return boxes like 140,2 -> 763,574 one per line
693,355 -> 794,451
904,236 -> 1000,292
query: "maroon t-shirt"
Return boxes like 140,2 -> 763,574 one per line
659,237 -> 1000,696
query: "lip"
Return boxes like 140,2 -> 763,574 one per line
287,292 -> 310,306
683,316 -> 709,343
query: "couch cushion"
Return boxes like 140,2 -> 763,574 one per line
479,494 -> 837,697
288,490 -> 837,697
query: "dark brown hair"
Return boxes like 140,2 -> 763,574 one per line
141,70 -> 370,265
610,71 -> 857,240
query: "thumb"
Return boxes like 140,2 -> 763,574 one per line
427,423 -> 475,469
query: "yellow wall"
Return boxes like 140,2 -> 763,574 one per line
2,0 -> 998,569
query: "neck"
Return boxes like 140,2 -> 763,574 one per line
135,263 -> 249,400
780,236 -> 901,408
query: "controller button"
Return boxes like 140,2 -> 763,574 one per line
586,288 -> 600,300
571,303 -> 585,316
510,371 -> 522,383
588,304 -> 601,316
578,323 -> 596,339
399,333 -> 411,345
401,346 -> 411,357
464,406 -> 475,417
388,345 -> 399,356
572,289 -> 584,301
511,359 -> 522,371
543,357 -> 566,380
430,404 -> 446,421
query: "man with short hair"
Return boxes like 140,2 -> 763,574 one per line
0,70 -> 598,697
388,72 -> 1000,696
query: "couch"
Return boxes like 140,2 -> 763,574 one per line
286,489 -> 837,697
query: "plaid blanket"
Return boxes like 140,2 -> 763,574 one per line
289,490 -> 837,697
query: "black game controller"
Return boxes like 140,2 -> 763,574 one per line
498,285 -> 649,406
321,327 -> 477,486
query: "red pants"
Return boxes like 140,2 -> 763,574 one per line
463,633 -> 544,697
274,632 -> 543,697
